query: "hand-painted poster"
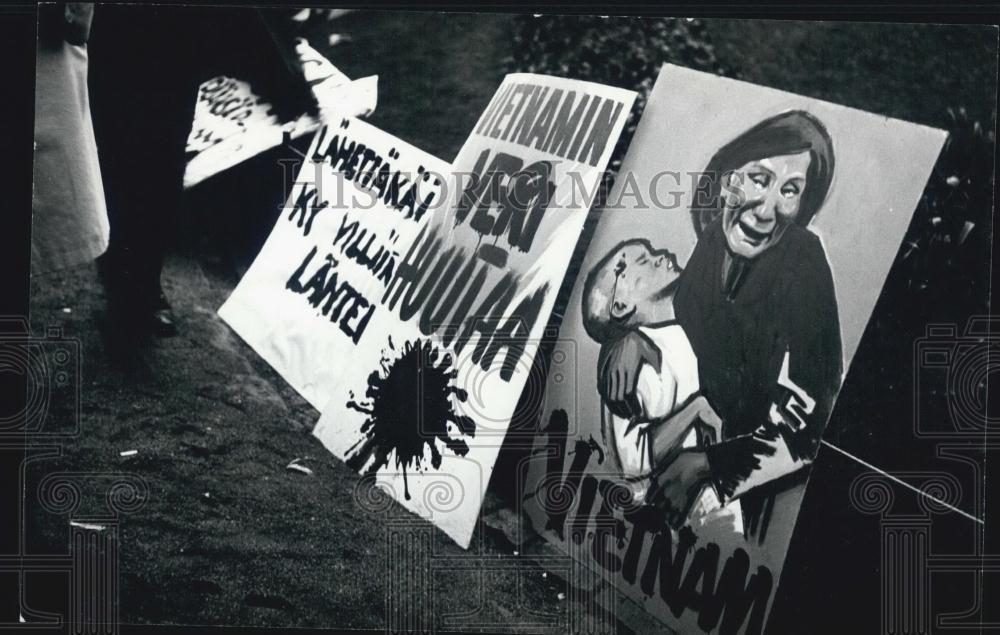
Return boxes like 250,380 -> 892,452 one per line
183,37 -> 378,189
521,64 -> 946,634
313,74 -> 636,547
218,116 -> 450,410
183,75 -> 318,190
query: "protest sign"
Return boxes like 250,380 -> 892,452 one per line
312,74 -> 636,547
218,116 -> 449,410
520,64 -> 946,634
184,38 -> 378,189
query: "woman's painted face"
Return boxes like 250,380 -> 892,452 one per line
722,150 -> 811,259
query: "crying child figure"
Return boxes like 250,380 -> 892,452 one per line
582,239 -> 725,515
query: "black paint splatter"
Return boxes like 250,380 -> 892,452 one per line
345,339 -> 476,500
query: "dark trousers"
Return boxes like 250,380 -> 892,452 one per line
88,5 -> 201,314
87,5 -> 312,316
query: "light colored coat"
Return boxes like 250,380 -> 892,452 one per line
31,3 -> 109,273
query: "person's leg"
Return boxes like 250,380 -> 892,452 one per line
89,4 -> 198,337
91,93 -> 182,335
140,107 -> 194,334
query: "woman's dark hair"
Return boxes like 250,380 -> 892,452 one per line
690,110 -> 835,237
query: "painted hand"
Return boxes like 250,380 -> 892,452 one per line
598,330 -> 662,419
692,398 -> 723,447
648,394 -> 723,467
648,449 -> 711,529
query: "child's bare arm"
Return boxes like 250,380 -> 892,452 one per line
648,394 -> 722,470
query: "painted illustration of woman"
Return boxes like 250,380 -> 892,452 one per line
598,110 -> 844,544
